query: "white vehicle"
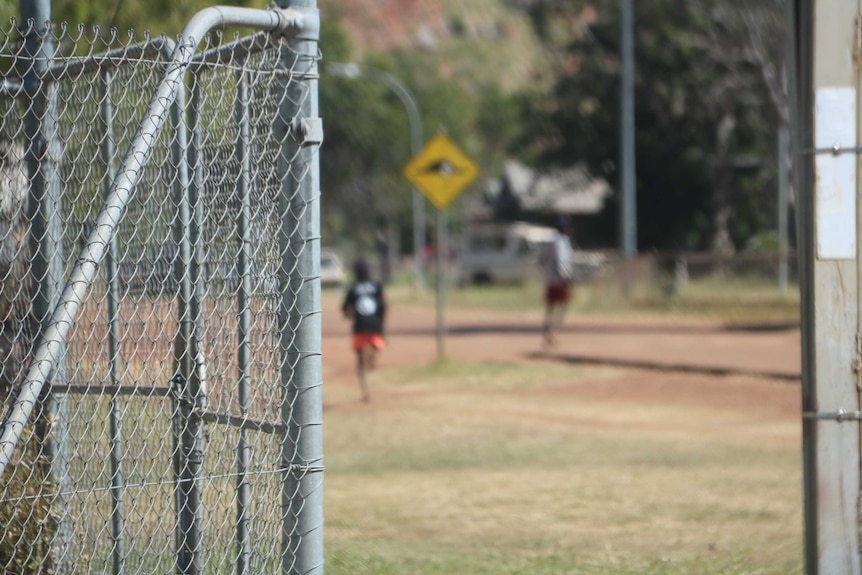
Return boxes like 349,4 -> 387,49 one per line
456,222 -> 557,285
320,248 -> 347,288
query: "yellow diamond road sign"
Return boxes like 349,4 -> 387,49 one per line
403,133 -> 479,210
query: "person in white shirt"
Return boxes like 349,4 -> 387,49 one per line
542,218 -> 574,347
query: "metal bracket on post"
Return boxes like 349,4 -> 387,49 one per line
800,144 -> 862,156
854,332 -> 862,392
282,462 -> 325,477
802,410 -> 862,421
270,6 -> 319,41
290,117 -> 323,146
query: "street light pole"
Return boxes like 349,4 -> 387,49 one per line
328,63 -> 426,290
620,0 -> 637,296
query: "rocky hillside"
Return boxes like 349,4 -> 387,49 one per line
321,0 -> 449,54
319,0 -> 549,91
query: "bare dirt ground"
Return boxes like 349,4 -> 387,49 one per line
321,293 -> 802,424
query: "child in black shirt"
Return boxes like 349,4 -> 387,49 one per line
341,259 -> 386,401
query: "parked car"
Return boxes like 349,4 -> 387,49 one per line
320,248 -> 346,288
456,222 -> 556,285
456,222 -> 607,286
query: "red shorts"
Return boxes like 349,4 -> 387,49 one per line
353,333 -> 386,352
546,283 -> 570,305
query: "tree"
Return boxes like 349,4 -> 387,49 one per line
318,12 -> 483,259
519,0 -> 787,252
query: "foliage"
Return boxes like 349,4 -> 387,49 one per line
319,12 -> 491,253
515,0 -> 787,252
0,0 -> 792,255
318,19 -> 418,252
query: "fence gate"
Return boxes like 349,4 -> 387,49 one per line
0,5 -> 323,575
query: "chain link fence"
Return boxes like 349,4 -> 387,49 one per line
0,6 -> 323,574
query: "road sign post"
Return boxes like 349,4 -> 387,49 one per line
404,133 -> 478,360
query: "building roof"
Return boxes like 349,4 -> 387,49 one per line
499,160 -> 611,215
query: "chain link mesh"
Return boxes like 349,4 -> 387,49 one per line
0,16 -> 321,575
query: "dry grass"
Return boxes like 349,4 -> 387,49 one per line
323,360 -> 802,574
1,281 -> 801,572
391,277 -> 800,327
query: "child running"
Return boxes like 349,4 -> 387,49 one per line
542,218 -> 574,347
341,258 -> 386,402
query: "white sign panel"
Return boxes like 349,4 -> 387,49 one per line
815,87 -> 857,260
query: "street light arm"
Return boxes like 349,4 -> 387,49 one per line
326,62 -> 427,290
362,69 -> 423,156
327,63 -> 423,154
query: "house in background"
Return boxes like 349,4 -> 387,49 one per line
464,159 -> 612,226
455,160 -> 612,285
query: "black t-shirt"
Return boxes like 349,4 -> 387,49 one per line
342,280 -> 385,334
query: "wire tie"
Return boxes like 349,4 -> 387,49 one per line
803,409 -> 862,422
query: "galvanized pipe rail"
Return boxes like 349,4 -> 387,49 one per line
235,67 -> 254,575
275,1 -> 324,573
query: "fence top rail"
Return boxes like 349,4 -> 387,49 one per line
0,6 -> 317,93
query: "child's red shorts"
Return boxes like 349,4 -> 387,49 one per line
353,333 -> 386,352
545,283 -> 570,305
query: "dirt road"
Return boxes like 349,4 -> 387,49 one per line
321,295 -> 802,420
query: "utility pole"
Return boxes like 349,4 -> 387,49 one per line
619,0 -> 637,296
794,0 -> 862,572
777,125 -> 789,296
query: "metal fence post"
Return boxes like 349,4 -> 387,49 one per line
235,68 -> 253,575
172,71 -> 205,575
786,2 -> 817,571
276,0 -> 324,572
99,68 -> 127,575
20,3 -> 70,572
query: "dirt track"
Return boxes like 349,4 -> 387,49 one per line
321,295 -> 802,421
